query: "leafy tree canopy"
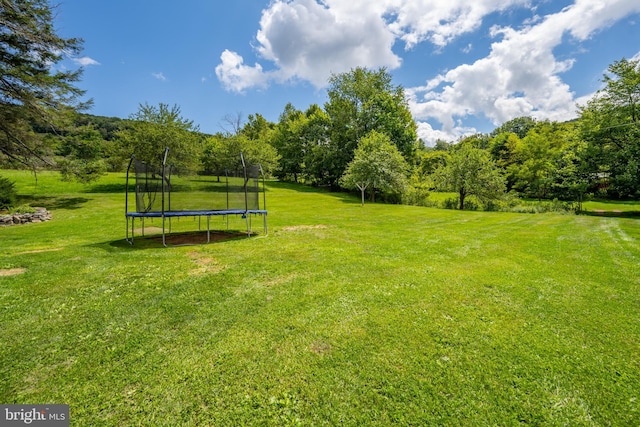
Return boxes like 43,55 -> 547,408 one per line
322,67 -> 417,187
434,142 -> 505,210
116,103 -> 203,172
340,130 -> 409,204
579,57 -> 640,198
0,0 -> 88,168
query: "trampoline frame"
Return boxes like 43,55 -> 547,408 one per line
125,148 -> 267,246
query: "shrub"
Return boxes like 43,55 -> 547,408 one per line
404,185 -> 431,206
443,197 -> 459,210
0,176 -> 17,210
10,204 -> 36,214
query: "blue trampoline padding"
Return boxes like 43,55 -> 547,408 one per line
126,209 -> 266,218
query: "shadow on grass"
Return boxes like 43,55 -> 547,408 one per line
266,180 -> 328,193
97,230 -> 255,250
581,210 -> 640,219
266,180 -> 363,205
17,195 -> 90,210
85,183 -> 127,193
588,199 -> 640,206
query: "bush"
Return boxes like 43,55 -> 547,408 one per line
10,204 -> 36,214
443,197 -> 459,210
0,176 -> 17,210
404,185 -> 431,206
483,199 -> 502,212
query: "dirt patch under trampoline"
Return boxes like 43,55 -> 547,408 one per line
146,230 -> 249,246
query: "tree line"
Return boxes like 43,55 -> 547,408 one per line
1,0 -> 639,210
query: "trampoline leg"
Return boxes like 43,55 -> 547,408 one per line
264,214 -> 268,236
207,216 -> 211,243
126,216 -> 131,244
130,216 -> 135,245
141,217 -> 145,236
162,215 -> 167,247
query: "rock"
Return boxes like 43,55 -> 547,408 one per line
0,208 -> 52,226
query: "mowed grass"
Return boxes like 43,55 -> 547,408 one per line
1,171 -> 639,425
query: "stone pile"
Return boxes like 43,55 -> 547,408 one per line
0,207 -> 52,226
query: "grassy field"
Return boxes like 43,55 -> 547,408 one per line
1,170 -> 639,425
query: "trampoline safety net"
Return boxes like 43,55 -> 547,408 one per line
125,148 -> 267,245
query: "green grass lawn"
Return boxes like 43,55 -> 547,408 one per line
1,171 -> 639,425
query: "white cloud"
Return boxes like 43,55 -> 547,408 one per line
409,0 -> 640,144
215,49 -> 270,93
214,0 -> 640,143
386,0 -> 528,48
416,121 -> 478,146
72,56 -> 100,66
216,0 -> 524,91
255,0 -> 400,87
152,72 -> 167,81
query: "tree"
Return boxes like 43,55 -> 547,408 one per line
0,0 -> 88,168
323,67 -> 417,187
513,123 -> 559,200
241,113 -> 274,141
203,133 -> 279,178
340,131 -> 409,205
491,116 -> 536,139
433,144 -> 505,210
116,103 -> 203,171
579,57 -> 640,198
55,125 -> 107,183
489,131 -> 522,191
270,103 -> 306,182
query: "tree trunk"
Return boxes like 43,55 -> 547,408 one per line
459,188 -> 466,210
356,183 -> 368,206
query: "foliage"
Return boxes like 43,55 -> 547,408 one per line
0,0 -> 88,168
512,122 -> 560,200
579,57 -> 640,198
0,175 -> 16,209
340,131 -> 409,204
321,67 -> 417,187
269,103 -> 306,182
433,143 -> 506,209
203,133 -> 279,177
8,203 -> 34,214
490,116 -> 537,139
54,125 -> 107,183
240,113 -> 275,142
115,103 -> 204,172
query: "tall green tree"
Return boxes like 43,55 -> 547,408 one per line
433,144 -> 505,210
116,103 -> 203,171
579,57 -> 640,198
270,103 -> 306,182
55,125 -> 107,183
240,113 -> 274,142
491,116 -> 536,139
203,133 -> 279,177
323,67 -> 417,187
513,123 -> 559,200
0,0 -> 89,169
489,131 -> 522,191
340,131 -> 409,205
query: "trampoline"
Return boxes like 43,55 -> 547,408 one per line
125,148 -> 267,246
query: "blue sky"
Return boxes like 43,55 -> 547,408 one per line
54,0 -> 640,144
